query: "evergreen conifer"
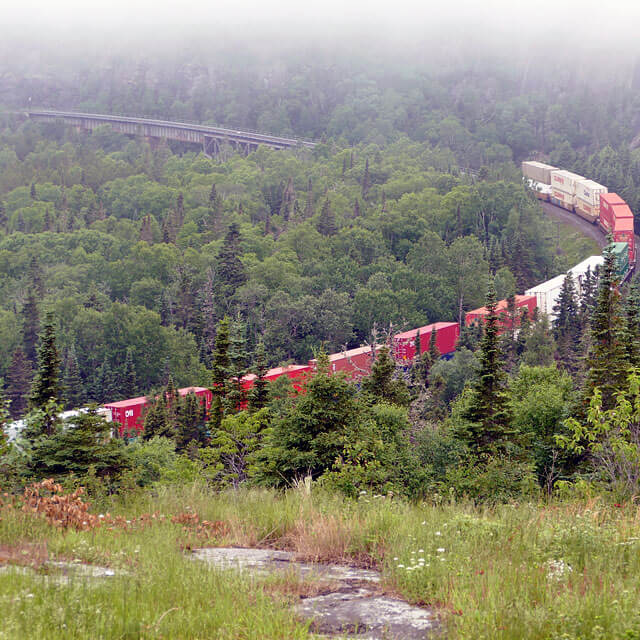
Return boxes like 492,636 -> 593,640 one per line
62,346 -> 83,409
584,244 -> 630,409
459,279 -> 512,454
6,347 -> 31,419
22,291 -> 40,365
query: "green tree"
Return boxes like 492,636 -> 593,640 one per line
30,407 -> 128,479
22,291 -> 40,365
458,279 -> 512,454
62,345 -> 83,409
6,347 -> 31,419
122,347 -> 138,397
215,224 -> 247,306
249,340 -> 269,412
203,408 -> 271,488
317,198 -> 337,236
209,316 -> 231,430
584,244 -> 629,410
142,395 -> 173,440
361,346 -> 410,406
553,272 -> 581,370
29,313 -> 62,427
255,351 -> 360,485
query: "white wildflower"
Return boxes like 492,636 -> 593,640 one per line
436,548 -> 445,553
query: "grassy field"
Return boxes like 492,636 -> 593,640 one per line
2,483 -> 640,639
540,212 -> 602,272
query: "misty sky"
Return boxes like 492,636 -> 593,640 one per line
2,0 -> 639,72
6,0 -> 638,34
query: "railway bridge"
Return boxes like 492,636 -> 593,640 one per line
26,110 -> 316,155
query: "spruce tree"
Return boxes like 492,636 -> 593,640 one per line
362,157 -> 371,199
459,279 -> 512,454
584,244 -> 629,409
22,291 -> 40,365
209,317 -> 231,430
29,313 -> 61,409
62,346 -> 83,409
6,347 -> 31,419
142,395 -> 173,440
304,178 -> 314,218
96,357 -> 118,404
122,348 -> 138,397
29,313 -> 62,436
361,346 -> 410,406
317,198 -> 337,236
0,200 -> 6,228
428,328 -> 440,363
249,340 -> 269,412
215,224 -> 247,302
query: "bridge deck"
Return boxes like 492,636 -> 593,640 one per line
27,110 -> 316,151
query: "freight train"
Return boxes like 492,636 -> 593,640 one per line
95,164 -> 635,435
522,161 -> 636,266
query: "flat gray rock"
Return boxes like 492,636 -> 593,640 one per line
296,588 -> 439,639
192,547 -> 380,583
193,547 -> 438,638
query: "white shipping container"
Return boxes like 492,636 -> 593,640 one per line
550,169 -> 585,195
522,161 -> 557,186
525,256 -> 605,319
575,179 -> 607,206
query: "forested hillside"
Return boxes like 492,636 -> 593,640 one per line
0,119 -> 566,406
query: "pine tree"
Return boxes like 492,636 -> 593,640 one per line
208,183 -> 223,232
381,189 -> 387,213
459,279 -> 512,454
30,182 -> 37,200
22,291 -> 40,365
122,348 -> 138,397
361,346 -> 410,406
142,395 -> 173,440
317,198 -> 337,236
249,340 -> 269,412
304,178 -> 314,219
0,200 -> 6,228
215,224 -> 247,303
96,357 -> 118,404
140,214 -> 154,243
584,244 -> 629,410
6,347 -> 31,419
29,313 -> 62,435
623,280 -> 640,367
362,157 -> 371,199
62,346 -> 83,409
428,328 -> 440,363
553,272 -> 582,371
28,257 -> 45,297
225,320 -> 249,414
209,317 -> 231,430
353,198 -> 361,218
176,192 -> 185,225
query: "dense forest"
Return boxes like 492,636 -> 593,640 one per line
1,43 -> 640,502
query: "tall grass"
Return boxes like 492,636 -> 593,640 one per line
3,483 -> 640,638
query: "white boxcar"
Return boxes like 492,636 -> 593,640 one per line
522,161 -> 557,186
525,255 -> 604,319
550,169 -> 585,195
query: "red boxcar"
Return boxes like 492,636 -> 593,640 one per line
309,345 -> 380,380
104,386 -> 212,436
393,322 -> 459,362
465,295 -> 537,329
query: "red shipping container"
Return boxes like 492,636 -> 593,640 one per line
241,364 -> 312,393
309,345 -> 380,380
392,322 -> 460,362
599,193 -> 629,233
105,386 -> 212,436
465,295 -> 537,329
